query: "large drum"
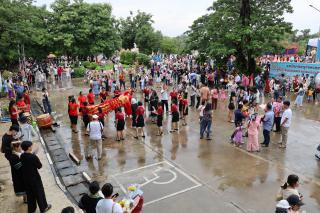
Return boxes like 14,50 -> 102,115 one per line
36,114 -> 53,129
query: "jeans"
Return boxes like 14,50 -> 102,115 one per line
161,100 -> 169,113
42,100 -> 52,114
263,129 -> 270,146
120,80 -> 125,90
196,96 -> 201,108
190,95 -> 195,107
274,117 -> 281,132
200,119 -> 212,138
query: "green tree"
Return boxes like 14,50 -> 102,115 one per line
186,0 -> 293,73
49,0 -> 121,59
119,11 -> 162,54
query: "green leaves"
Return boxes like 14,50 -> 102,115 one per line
186,0 -> 293,73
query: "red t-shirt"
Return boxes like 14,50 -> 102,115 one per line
87,93 -> 94,104
170,91 -> 177,98
171,104 -> 178,112
23,93 -> 30,105
82,107 -> 89,116
157,106 -> 163,115
97,112 -> 105,120
10,106 -> 18,119
136,106 -> 145,116
16,100 -> 26,108
183,99 -> 188,106
78,95 -> 87,107
115,111 -> 124,120
100,92 -> 108,100
68,103 -> 78,116
143,88 -> 150,95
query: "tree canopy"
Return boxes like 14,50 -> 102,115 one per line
186,0 -> 293,73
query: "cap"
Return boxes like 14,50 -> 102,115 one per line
21,141 -> 33,151
92,114 -> 99,119
276,200 -> 290,209
287,194 -> 304,206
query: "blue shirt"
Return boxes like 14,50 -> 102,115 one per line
263,111 -> 274,131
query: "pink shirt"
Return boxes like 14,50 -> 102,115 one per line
211,89 -> 218,99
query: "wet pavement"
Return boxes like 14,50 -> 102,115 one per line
33,79 -> 320,212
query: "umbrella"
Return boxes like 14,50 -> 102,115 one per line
47,53 -> 56,59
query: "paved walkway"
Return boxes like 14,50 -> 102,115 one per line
0,122 -> 81,213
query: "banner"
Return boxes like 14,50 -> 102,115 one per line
270,62 -> 320,77
317,39 -> 320,61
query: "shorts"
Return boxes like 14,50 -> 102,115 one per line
172,111 -> 179,123
117,119 -> 125,131
136,115 -> 145,127
69,115 -> 78,125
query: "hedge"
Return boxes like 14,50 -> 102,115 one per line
120,51 -> 150,66
73,67 -> 86,78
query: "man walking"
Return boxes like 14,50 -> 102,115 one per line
279,100 -> 292,148
261,103 -> 274,147
86,114 -> 103,160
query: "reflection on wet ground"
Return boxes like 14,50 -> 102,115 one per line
34,79 -> 320,212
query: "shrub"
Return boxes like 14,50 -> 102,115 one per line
2,70 -> 13,80
120,51 -> 137,65
73,67 -> 86,78
82,61 -> 91,68
136,53 -> 150,66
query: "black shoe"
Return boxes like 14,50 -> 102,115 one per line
262,144 -> 269,147
316,154 -> 320,160
42,204 -> 52,213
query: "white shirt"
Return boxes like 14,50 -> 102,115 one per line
87,121 -> 103,140
96,199 -> 123,213
20,123 -> 36,142
281,108 -> 292,128
161,89 -> 168,100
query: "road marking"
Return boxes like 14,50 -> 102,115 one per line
153,167 -> 177,185
143,184 -> 201,207
112,161 -> 166,176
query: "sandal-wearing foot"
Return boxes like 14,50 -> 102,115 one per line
142,135 -> 145,138
121,138 -> 125,140
134,136 -> 139,139
169,130 -> 176,133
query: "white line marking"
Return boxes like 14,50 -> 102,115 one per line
153,168 -> 177,185
143,184 -> 201,207
46,153 -> 53,165
165,161 -> 201,185
112,161 -> 165,176
111,176 -> 127,194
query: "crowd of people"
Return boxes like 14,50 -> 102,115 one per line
1,53 -> 320,213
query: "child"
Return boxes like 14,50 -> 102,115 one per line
197,100 -> 206,122
170,100 -> 179,132
211,86 -> 219,110
115,108 -> 125,141
233,124 -> 243,147
42,88 -> 52,114
219,87 -> 226,101
154,102 -> 164,136
97,107 -> 105,127
99,87 -> 108,103
181,93 -> 189,126
19,116 -> 36,142
307,87 -> 314,103
134,102 -> 145,139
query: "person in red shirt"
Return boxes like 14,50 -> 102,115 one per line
115,108 -> 125,141
134,101 -> 145,139
153,102 -> 163,136
9,100 -> 19,126
99,88 -> 108,103
181,93 -> 189,126
81,102 -> 90,131
68,97 -> 79,133
170,87 -> 178,105
23,90 -> 30,106
143,87 -> 150,108
87,89 -> 95,105
170,100 -> 179,132
16,96 -> 28,112
78,91 -> 87,112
